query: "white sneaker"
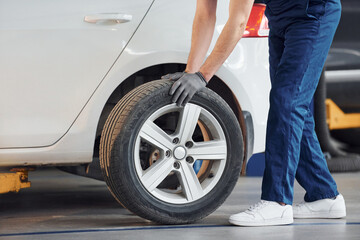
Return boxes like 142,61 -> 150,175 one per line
229,200 -> 293,226
293,194 -> 346,219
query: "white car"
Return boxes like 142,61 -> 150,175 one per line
0,0 -> 270,223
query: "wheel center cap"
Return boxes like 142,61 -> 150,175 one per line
173,146 -> 186,160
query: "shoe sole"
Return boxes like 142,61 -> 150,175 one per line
229,217 -> 294,227
294,210 -> 346,219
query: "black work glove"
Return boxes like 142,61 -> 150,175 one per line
167,72 -> 208,107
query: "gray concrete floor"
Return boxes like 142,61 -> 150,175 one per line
0,168 -> 359,240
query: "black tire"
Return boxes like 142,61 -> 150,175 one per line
99,80 -> 243,224
315,70 -> 360,172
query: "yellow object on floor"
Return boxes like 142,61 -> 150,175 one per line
0,168 -> 31,194
326,99 -> 360,130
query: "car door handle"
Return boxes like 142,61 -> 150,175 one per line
84,13 -> 132,24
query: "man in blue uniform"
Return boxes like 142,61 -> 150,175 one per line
163,0 -> 346,226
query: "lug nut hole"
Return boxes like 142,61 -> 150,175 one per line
173,162 -> 180,169
186,157 -> 194,163
185,141 -> 193,148
166,150 -> 171,157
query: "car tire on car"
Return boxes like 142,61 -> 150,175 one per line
100,80 -> 243,224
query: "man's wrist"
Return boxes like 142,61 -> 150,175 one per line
184,68 -> 196,74
198,69 -> 212,82
195,71 -> 208,85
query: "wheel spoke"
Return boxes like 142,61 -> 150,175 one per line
176,104 -> 202,145
177,161 -> 204,201
139,120 -> 174,151
187,140 -> 227,160
141,158 -> 175,192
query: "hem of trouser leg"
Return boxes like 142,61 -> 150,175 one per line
304,190 -> 339,202
260,196 -> 293,206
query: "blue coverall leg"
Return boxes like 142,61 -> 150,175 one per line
261,0 -> 342,205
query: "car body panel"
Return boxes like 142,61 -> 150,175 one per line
0,0 -> 270,166
0,0 -> 153,148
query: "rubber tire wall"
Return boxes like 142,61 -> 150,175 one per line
99,80 -> 243,224
314,70 -> 360,172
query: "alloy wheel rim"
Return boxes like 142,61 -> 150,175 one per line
134,103 -> 227,204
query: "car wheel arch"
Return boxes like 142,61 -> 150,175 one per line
92,63 -> 250,175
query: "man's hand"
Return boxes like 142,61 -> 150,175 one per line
167,72 -> 208,107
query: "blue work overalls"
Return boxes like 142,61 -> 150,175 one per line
261,0 -> 341,205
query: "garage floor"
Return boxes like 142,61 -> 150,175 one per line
0,168 -> 359,240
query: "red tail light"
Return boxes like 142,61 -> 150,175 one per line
243,4 -> 269,38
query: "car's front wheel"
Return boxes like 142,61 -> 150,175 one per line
100,80 -> 243,224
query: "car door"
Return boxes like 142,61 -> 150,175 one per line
0,0 -> 153,148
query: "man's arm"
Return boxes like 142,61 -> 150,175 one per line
185,0 -> 218,73
199,0 -> 254,81
162,0 -> 217,81
165,0 -> 254,106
